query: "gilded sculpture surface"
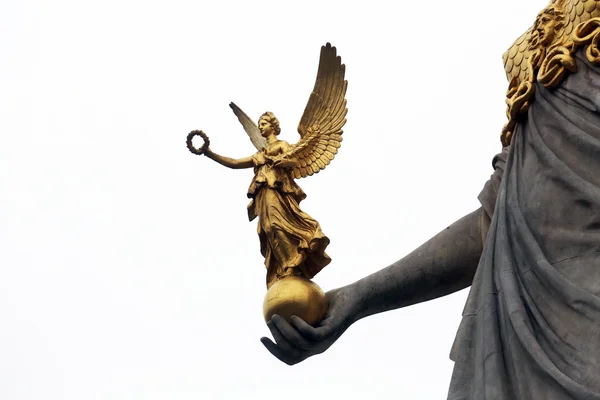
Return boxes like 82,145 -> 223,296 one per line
501,0 -> 600,146
187,43 -> 347,324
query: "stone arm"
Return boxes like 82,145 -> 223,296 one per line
351,207 -> 486,318
261,207 -> 489,365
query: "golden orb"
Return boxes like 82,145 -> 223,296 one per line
263,276 -> 328,326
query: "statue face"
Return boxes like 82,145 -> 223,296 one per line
537,14 -> 557,46
259,117 -> 275,137
530,10 -> 563,49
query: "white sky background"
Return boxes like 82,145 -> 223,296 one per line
1,1 -> 545,399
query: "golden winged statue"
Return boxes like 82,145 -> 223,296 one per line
187,43 -> 347,297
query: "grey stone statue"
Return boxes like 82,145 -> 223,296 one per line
261,2 -> 600,398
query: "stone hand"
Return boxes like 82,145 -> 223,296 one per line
260,287 -> 358,365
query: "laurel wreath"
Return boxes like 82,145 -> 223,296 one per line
186,130 -> 210,156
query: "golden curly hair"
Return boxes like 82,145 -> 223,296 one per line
259,111 -> 281,135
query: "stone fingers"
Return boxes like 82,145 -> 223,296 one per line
271,314 -> 315,351
261,319 -> 305,365
290,315 -> 328,342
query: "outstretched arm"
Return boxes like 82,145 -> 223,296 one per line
261,207 -> 488,365
205,148 -> 254,169
350,207 -> 485,319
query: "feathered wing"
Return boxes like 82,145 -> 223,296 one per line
287,43 -> 348,179
229,102 -> 267,150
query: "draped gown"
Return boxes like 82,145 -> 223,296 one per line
448,51 -> 600,399
246,141 -> 330,289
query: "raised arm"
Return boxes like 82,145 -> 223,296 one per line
205,148 -> 254,169
261,207 -> 488,365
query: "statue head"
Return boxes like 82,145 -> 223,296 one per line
258,112 -> 281,137
529,5 -> 566,49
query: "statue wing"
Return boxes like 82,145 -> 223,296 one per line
287,43 -> 347,179
229,102 -> 267,150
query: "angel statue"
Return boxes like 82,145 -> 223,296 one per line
187,43 -> 347,325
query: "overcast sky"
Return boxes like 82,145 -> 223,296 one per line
1,1 -> 546,399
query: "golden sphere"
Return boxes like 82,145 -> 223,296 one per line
263,276 -> 328,326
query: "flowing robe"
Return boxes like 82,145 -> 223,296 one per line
448,51 -> 600,399
247,144 -> 330,288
